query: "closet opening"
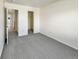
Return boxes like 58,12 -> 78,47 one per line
28,11 -> 34,34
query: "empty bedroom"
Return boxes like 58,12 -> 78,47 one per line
0,0 -> 78,59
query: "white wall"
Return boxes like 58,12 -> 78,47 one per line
5,2 -> 40,36
40,0 -> 78,49
0,0 -> 4,57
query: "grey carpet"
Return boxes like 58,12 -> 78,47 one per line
1,32 -> 78,59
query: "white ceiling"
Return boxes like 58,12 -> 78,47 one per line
6,0 -> 58,8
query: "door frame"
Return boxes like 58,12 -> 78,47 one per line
5,8 -> 8,44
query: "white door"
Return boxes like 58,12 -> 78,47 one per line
5,8 -> 8,44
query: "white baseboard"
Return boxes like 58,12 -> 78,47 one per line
40,32 -> 78,50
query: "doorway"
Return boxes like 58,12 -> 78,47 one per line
5,8 -> 18,44
7,9 -> 18,33
28,11 -> 34,34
